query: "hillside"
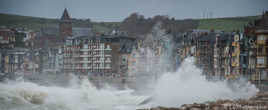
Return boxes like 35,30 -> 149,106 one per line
0,13 -> 259,32
0,13 -> 58,31
0,13 -> 114,32
197,16 -> 259,32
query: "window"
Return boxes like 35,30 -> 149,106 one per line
66,40 -> 72,46
257,57 -> 265,65
83,51 -> 88,55
14,56 -> 18,63
132,53 -> 136,57
100,44 -> 104,49
83,44 -> 88,48
257,35 -> 265,41
261,70 -> 267,80
106,64 -> 111,68
106,58 -> 111,62
100,63 -> 104,68
83,63 -> 87,67
106,45 -> 111,49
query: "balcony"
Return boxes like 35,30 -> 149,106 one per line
98,67 -> 105,69
105,54 -> 112,57
256,64 -> 266,68
73,55 -> 80,57
232,42 -> 239,46
105,60 -> 111,63
0,40 -> 9,44
80,48 -> 90,51
92,67 -> 99,69
105,67 -> 111,69
105,48 -> 112,51
231,62 -> 239,67
95,48 -> 104,51
232,53 -> 236,56
74,67 -> 92,69
94,54 -> 104,57
80,60 -> 92,63
80,55 -> 92,57
257,52 -> 267,56
93,60 -> 104,63
257,40 -> 266,45
232,52 -> 239,56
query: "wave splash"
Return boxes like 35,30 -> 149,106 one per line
151,57 -> 259,107
0,78 -> 150,110
0,57 -> 259,110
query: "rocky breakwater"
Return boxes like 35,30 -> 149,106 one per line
138,92 -> 268,110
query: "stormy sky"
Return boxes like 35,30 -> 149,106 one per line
0,0 -> 267,22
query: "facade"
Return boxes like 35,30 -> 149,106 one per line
0,49 -> 28,74
177,11 -> 268,87
230,34 -> 241,78
128,47 -> 138,74
180,30 -> 233,80
0,28 -> 15,48
62,35 -> 138,79
195,33 -> 215,79
223,40 -> 232,79
41,47 -> 63,73
245,11 -> 268,82
213,35 -> 221,80
223,33 -> 249,80
63,36 -> 112,74
0,27 -> 36,78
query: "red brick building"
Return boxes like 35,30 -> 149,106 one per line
59,8 -> 72,39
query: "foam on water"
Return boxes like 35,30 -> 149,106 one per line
0,57 -> 259,110
151,57 -> 259,107
0,78 -> 150,110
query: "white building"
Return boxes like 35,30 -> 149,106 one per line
63,36 -> 112,74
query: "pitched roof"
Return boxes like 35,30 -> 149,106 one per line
61,8 -> 71,20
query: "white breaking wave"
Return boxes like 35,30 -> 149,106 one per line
151,57 -> 259,107
0,78 -> 150,110
0,57 -> 259,110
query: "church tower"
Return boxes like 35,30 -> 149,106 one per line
59,8 -> 72,38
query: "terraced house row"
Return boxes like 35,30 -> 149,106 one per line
179,11 -> 268,89
0,27 -> 38,77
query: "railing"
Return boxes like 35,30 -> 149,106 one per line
232,42 -> 239,46
256,63 -> 266,68
232,52 -> 239,56
105,60 -> 111,63
74,67 -> 92,69
80,60 -> 92,63
105,54 -> 112,57
257,40 -> 266,45
231,62 -> 239,67
73,55 -> 80,57
105,67 -> 111,69
105,48 -> 112,51
80,49 -> 90,51
93,61 -> 104,63
80,55 -> 92,57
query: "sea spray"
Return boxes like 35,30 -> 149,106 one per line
151,57 -> 259,107
0,57 -> 259,110
0,78 -> 150,110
